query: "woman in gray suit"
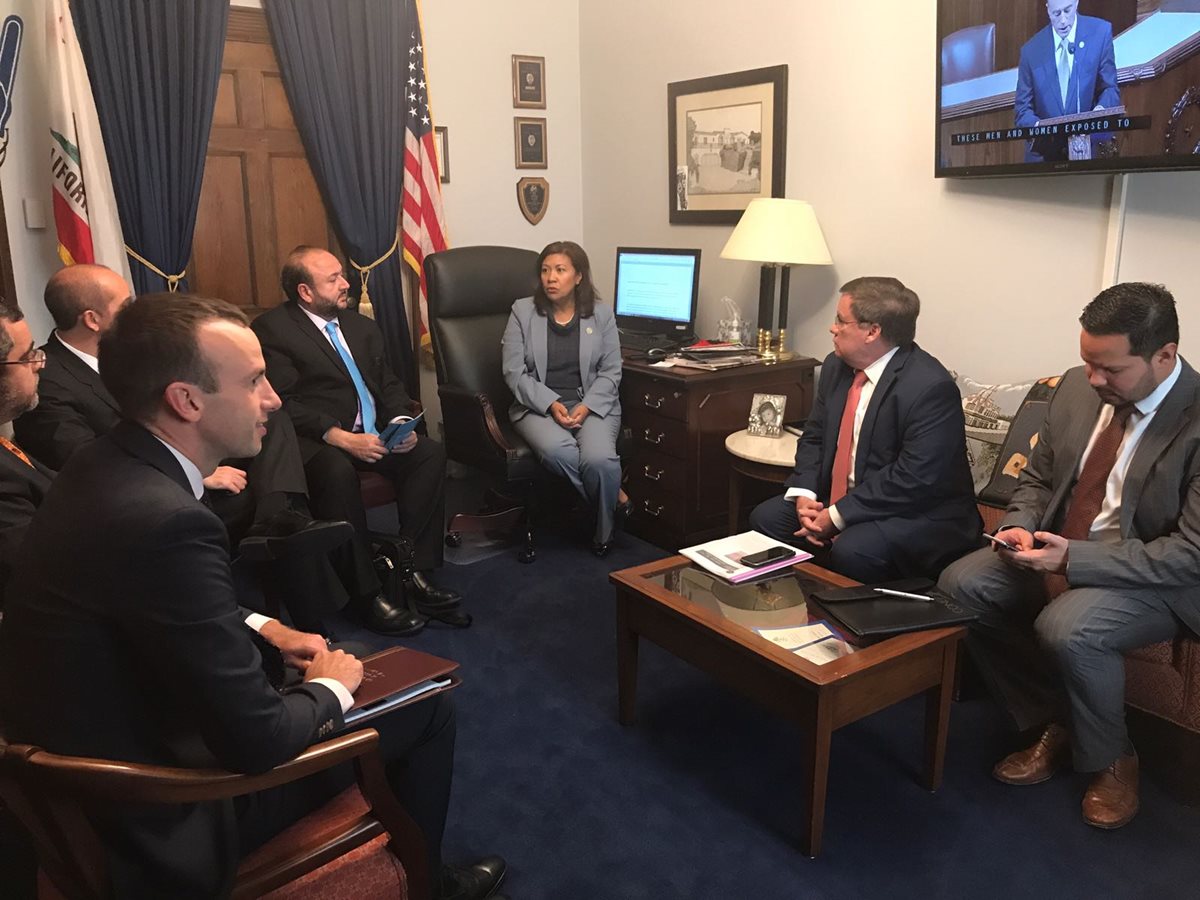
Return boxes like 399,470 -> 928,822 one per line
502,241 -> 627,556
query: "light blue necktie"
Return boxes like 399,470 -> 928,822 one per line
324,320 -> 377,434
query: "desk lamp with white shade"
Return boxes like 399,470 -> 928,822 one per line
720,198 -> 832,360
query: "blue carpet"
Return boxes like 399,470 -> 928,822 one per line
332,530 -> 1200,899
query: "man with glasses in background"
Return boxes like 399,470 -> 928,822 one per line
749,276 -> 981,582
0,301 -> 50,606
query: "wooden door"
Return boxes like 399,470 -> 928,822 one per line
190,9 -> 338,315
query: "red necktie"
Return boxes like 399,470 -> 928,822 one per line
829,370 -> 868,505
1045,403 -> 1134,598
0,436 -> 32,468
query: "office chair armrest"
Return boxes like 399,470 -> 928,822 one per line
438,383 -> 517,454
7,729 -> 383,804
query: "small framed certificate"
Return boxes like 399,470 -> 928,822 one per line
512,54 -> 546,109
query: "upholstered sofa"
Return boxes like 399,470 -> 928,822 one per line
957,374 -> 1200,794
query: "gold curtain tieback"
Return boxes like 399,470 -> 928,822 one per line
124,244 -> 186,292
349,232 -> 400,320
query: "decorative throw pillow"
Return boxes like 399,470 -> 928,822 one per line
950,374 -> 1039,494
976,375 -> 1062,507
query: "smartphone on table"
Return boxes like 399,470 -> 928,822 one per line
740,545 -> 794,568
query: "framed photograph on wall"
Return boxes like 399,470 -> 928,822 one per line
434,126 -> 450,183
512,54 -> 546,109
514,117 -> 547,169
747,393 -> 787,438
668,64 -> 787,224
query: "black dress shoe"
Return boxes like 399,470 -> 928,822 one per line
615,497 -> 634,523
592,540 -> 613,558
239,511 -> 354,562
361,593 -> 425,636
410,570 -> 462,611
441,855 -> 506,900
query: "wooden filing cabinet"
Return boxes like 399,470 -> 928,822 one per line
620,355 -> 816,550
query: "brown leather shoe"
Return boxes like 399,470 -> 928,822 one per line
1082,752 -> 1139,829
992,723 -> 1071,785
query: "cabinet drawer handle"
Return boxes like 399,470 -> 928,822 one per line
643,465 -> 663,481
643,393 -> 664,409
642,501 -> 664,518
642,429 -> 664,445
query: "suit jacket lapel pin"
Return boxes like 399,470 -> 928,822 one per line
586,326 -> 593,335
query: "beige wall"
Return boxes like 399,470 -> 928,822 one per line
578,0 -> 1200,383
421,0 -> 583,250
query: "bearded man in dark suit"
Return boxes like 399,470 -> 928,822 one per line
252,246 -> 462,625
940,283 -> 1200,830
0,303 -> 51,606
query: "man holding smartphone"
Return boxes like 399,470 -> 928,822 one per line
749,276 -> 980,583
939,282 -> 1200,830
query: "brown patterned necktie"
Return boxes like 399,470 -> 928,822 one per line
1045,402 -> 1135,598
830,370 -> 868,505
0,435 -> 33,468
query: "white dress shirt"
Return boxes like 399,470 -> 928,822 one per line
786,347 -> 899,531
153,434 -> 353,713
54,331 -> 99,373
1078,356 -> 1181,542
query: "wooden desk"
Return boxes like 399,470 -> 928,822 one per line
620,355 -> 816,550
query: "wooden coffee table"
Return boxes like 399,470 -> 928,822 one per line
609,556 -> 964,857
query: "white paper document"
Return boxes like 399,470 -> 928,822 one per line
793,639 -> 852,665
681,530 -> 812,583
754,623 -> 833,651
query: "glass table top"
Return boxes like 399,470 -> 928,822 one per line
639,560 -> 857,665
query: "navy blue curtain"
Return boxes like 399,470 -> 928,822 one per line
73,0 -> 228,295
263,0 -> 416,394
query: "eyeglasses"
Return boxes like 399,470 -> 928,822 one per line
832,315 -> 874,331
0,349 -> 47,369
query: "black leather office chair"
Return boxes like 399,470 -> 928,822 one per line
424,246 -> 543,561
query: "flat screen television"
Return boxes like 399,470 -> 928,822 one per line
935,1 -> 1200,177
612,247 -> 701,338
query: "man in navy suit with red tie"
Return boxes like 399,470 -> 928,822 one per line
749,276 -> 980,583
1014,0 -> 1121,162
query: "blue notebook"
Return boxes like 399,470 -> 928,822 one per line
378,413 -> 424,450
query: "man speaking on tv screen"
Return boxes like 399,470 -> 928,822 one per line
1014,0 -> 1121,162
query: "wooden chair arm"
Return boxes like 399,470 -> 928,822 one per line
438,383 -> 517,453
10,729 -> 382,805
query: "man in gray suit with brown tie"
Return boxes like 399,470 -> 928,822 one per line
939,282 -> 1200,830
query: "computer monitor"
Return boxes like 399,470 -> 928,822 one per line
612,247 -> 700,338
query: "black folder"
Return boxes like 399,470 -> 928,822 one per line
808,578 -> 976,644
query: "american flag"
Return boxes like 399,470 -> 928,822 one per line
400,3 -> 447,352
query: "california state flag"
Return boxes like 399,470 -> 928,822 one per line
47,0 -> 128,276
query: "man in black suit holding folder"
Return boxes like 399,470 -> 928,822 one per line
253,246 -> 461,619
0,295 -> 504,899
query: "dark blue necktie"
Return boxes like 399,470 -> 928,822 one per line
324,320 -> 377,434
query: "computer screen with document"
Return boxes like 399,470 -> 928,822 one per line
612,247 -> 700,339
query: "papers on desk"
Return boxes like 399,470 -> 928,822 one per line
668,354 -> 760,371
681,530 -> 811,583
754,621 -> 856,666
